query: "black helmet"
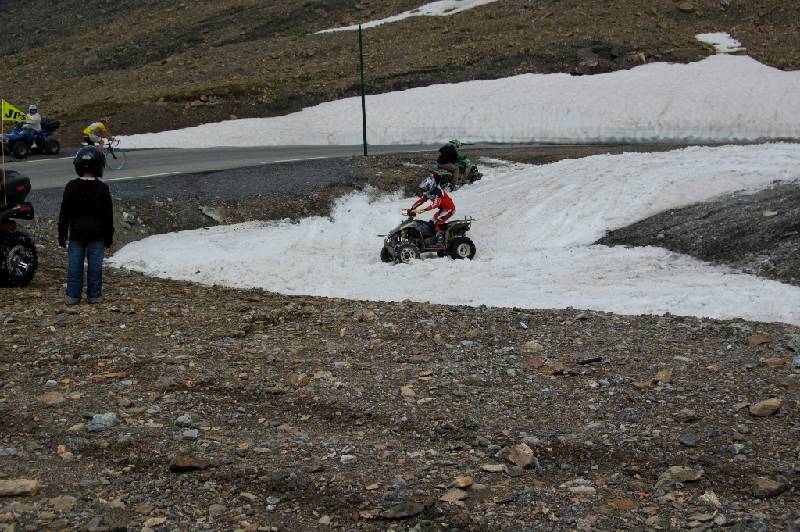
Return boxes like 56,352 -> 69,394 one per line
73,146 -> 105,178
419,175 -> 436,193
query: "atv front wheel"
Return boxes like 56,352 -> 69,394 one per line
448,237 -> 476,260
380,247 -> 392,263
394,242 -> 420,264
0,230 -> 38,287
44,137 -> 60,155
11,141 -> 28,159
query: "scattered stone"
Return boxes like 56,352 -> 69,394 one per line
86,413 -> 119,432
175,414 -> 193,426
747,335 -> 772,346
655,368 -> 673,384
50,495 -> 77,512
0,479 -> 40,497
400,385 -> 416,398
440,488 -> 469,503
451,476 -> 473,488
523,341 -> 544,352
289,372 -> 310,388
793,355 -> 800,369
676,408 -> 698,423
678,433 -> 698,447
340,454 -> 356,464
319,514 -> 332,525
0,448 -> 17,457
508,443 -> 534,468
661,466 -> 703,483
40,391 -> 65,407
182,429 -> 199,441
677,1 -> 695,12
749,397 -> 781,417
208,504 -> 226,516
752,477 -> 786,498
45,379 -> 58,387
481,464 -> 507,473
607,498 -> 638,511
144,516 -> 167,528
568,486 -> 596,496
169,454 -> 210,472
381,502 -> 425,519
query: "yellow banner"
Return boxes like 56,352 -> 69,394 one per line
1,99 -> 31,122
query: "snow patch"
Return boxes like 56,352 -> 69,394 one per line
316,0 -> 500,33
696,32 -> 745,54
110,143 -> 800,325
121,55 -> 800,148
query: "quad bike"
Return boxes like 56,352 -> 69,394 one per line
0,170 -> 38,286
1,117 -> 61,159
427,158 -> 482,191
380,209 -> 476,264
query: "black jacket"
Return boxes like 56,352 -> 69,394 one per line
437,143 -> 459,165
58,177 -> 114,246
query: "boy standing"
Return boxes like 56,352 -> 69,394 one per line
58,146 -> 114,304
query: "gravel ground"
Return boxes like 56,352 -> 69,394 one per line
598,182 -> 800,287
2,147 -> 798,531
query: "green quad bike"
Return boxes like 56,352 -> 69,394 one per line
0,170 -> 38,286
380,209 -> 476,264
427,158 -> 482,191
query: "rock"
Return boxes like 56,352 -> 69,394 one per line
523,341 -> 544,352
749,397 -> 781,416
655,368 -> 673,384
793,355 -> 800,369
451,476 -> 473,488
208,504 -> 226,516
45,379 -> 58,387
440,488 -> 469,503
747,335 -> 772,346
0,479 -> 40,497
481,464 -> 507,473
169,454 -> 210,472
87,412 -> 118,432
400,385 -> 416,398
340,454 -> 356,464
0,448 -> 17,457
677,1 -> 695,12
144,516 -> 167,528
182,429 -> 199,441
50,495 -> 77,512
676,408 -> 698,423
607,498 -> 638,511
289,372 -> 310,388
568,486 -> 596,496
319,514 -> 332,525
508,443 -> 534,468
175,414 -> 193,426
381,502 -> 425,519
678,433 -> 698,447
40,391 -> 65,407
752,477 -> 785,498
662,466 -> 703,483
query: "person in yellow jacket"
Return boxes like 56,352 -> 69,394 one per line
82,116 -> 114,147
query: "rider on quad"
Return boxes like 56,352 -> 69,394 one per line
409,176 -> 456,242
436,138 -> 464,184
21,104 -> 42,150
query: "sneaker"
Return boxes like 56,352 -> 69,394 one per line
64,294 -> 80,305
88,296 -> 103,304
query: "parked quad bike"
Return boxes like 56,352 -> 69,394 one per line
380,209 -> 476,264
0,170 -> 38,286
1,117 -> 61,159
427,158 -> 482,191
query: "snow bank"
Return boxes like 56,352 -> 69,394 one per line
696,32 -> 745,54
110,143 -> 800,325
316,0 -> 501,33
121,55 -> 800,148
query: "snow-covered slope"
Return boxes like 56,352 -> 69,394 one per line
110,143 -> 800,325
121,55 -> 800,148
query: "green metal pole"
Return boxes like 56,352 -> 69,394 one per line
358,24 -> 368,156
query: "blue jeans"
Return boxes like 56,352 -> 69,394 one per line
66,240 -> 105,300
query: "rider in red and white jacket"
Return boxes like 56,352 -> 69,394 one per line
409,176 -> 456,239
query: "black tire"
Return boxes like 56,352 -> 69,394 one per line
0,230 -> 38,287
394,242 -> 420,264
44,137 -> 60,155
11,141 -> 28,159
448,236 -> 476,260
380,247 -> 392,263
106,147 -> 127,170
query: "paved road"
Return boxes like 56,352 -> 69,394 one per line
3,144 -> 454,190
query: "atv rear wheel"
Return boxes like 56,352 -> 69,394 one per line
44,137 -> 60,155
11,141 -> 28,159
0,230 -> 38,287
394,242 -> 420,264
448,236 -> 476,260
380,247 -> 392,263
